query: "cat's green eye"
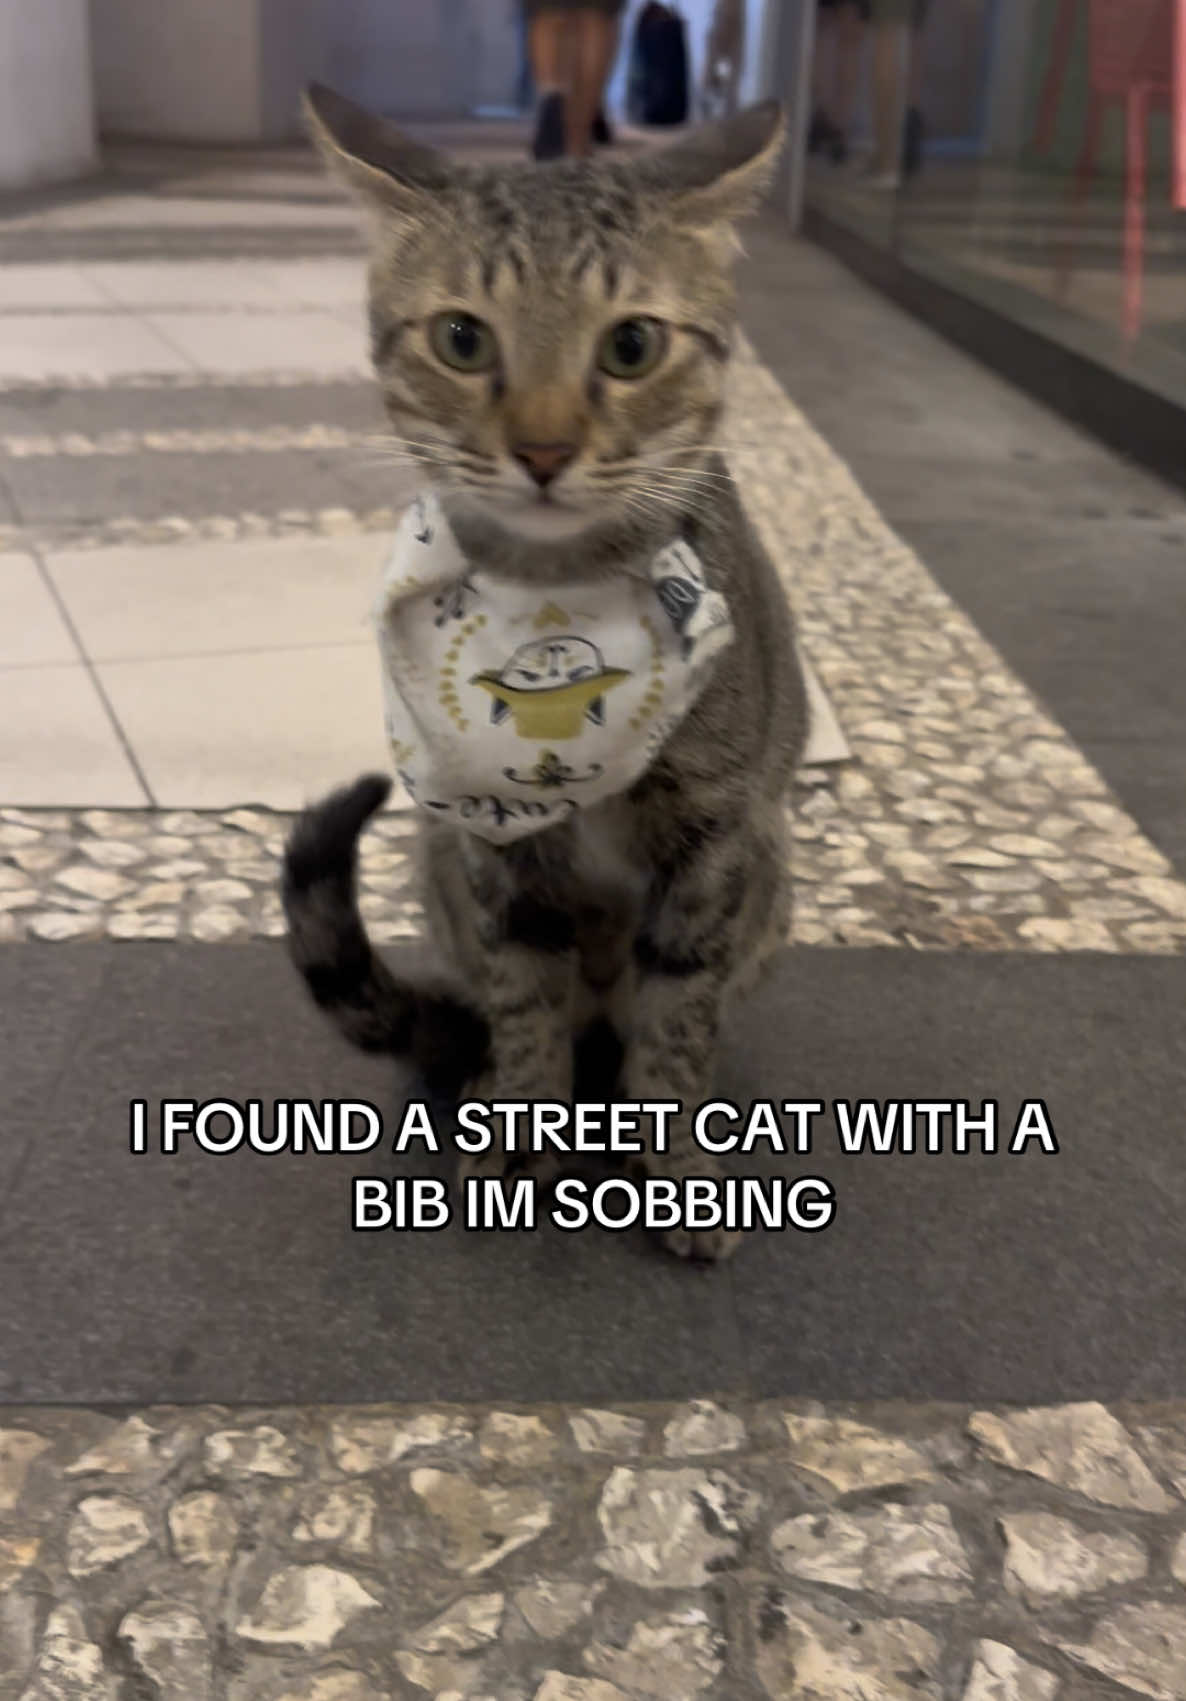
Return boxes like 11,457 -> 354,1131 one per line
597,317 -> 668,380
428,311 -> 499,374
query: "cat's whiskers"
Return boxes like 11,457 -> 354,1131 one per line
582,472 -> 718,522
365,432 -> 496,473
642,462 -> 735,487
631,492 -> 717,525
635,468 -> 737,502
621,465 -> 731,501
613,485 -> 708,527
356,449 -> 430,474
588,460 -> 734,493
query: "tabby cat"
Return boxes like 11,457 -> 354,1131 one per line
283,84 -> 807,1261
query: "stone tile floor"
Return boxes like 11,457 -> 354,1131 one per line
1,132 -> 1183,949
5,1398 -> 1186,1699
2,340 -> 1183,950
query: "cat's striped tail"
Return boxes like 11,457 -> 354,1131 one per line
281,773 -> 489,1090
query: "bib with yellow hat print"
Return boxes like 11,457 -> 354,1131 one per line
374,493 -> 734,843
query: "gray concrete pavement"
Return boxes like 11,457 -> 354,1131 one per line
2,941 -> 1184,1407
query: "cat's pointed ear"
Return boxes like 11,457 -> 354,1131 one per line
304,83 -> 455,219
642,101 -> 784,231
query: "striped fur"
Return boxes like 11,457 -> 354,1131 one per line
284,91 -> 806,1260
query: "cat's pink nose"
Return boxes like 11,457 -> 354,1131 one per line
513,441 -> 577,488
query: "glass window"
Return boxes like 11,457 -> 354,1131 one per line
805,0 -> 1186,409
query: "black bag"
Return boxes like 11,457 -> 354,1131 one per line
627,3 -> 689,127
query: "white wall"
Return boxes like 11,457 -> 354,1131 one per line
0,0 -> 95,187
260,0 -> 327,138
91,0 -> 261,139
323,0 -> 469,117
90,0 -> 508,141
467,0 -> 523,114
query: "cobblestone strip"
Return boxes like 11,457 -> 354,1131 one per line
0,506 -> 400,552
1,764 -> 1180,951
0,426 -> 375,458
3,1398 -> 1186,1699
0,807 -> 421,945
726,339 -> 1186,954
0,369 -> 371,395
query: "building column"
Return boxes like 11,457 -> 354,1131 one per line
91,0 -> 327,143
0,0 -> 96,189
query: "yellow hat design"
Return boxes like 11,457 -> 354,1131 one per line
469,636 -> 631,741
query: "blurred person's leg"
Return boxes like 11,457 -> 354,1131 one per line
832,1 -> 867,156
901,0 -> 929,177
591,14 -> 622,145
810,1 -> 840,151
528,2 -> 574,160
811,0 -> 867,163
566,5 -> 622,158
868,0 -> 910,186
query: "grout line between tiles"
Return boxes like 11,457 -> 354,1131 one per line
25,537 -> 157,807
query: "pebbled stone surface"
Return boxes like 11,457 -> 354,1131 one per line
1,1399 -> 1184,1698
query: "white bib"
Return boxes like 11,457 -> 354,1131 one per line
374,494 -> 734,843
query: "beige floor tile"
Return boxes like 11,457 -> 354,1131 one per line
0,554 -> 81,668
48,533 -> 396,663
0,264 -> 112,310
0,314 -> 194,382
263,259 -> 367,311
0,665 -> 148,805
142,310 -> 369,376
83,258 -> 365,316
95,644 -> 393,810
82,259 -> 291,308
16,196 -> 357,232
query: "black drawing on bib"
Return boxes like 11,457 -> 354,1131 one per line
504,750 -> 605,789
412,496 -> 434,544
433,576 -> 477,627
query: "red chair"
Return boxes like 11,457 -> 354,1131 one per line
1170,0 -> 1177,207
1038,0 -> 1176,341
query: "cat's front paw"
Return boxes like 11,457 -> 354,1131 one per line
660,1222 -> 743,1264
456,1145 -> 561,1190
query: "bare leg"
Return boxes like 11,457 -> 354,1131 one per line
529,9 -> 570,94
529,9 -> 576,159
900,18 -> 926,177
907,21 -> 925,105
812,2 -> 863,156
811,8 -> 838,116
831,1 -> 865,136
567,9 -> 615,158
871,18 -> 910,178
